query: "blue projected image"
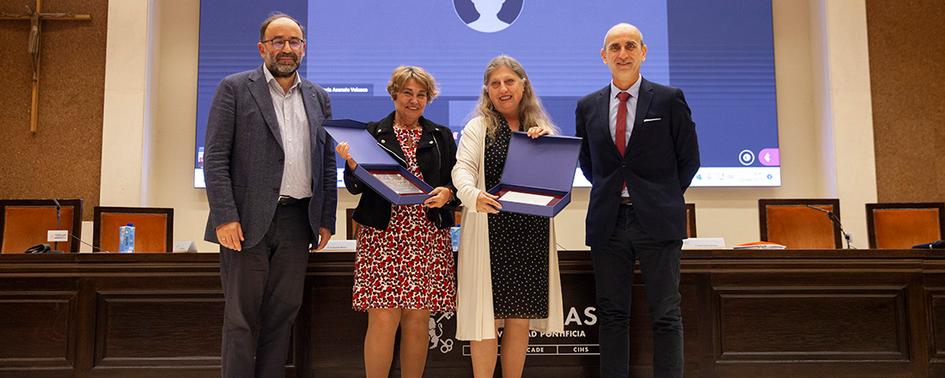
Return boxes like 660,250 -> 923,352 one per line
195,0 -> 780,188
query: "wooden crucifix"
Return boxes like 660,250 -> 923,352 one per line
0,0 -> 91,134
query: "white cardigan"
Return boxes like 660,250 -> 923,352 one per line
451,116 -> 564,341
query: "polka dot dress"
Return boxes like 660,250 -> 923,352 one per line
484,114 -> 549,319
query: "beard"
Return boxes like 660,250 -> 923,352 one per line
266,52 -> 300,77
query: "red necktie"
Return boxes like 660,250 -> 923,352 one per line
615,91 -> 631,156
615,91 -> 631,194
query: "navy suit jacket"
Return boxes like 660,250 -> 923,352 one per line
203,66 -> 337,249
576,78 -> 700,246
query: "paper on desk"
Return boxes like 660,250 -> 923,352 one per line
499,190 -> 554,206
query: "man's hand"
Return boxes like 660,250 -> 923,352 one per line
311,227 -> 332,251
216,221 -> 244,251
423,187 -> 453,208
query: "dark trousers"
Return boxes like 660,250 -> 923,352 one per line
592,204 -> 683,378
220,201 -> 312,378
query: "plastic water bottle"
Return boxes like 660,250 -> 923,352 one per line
450,226 -> 461,252
119,223 -> 135,253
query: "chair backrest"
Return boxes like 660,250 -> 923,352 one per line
0,199 -> 83,253
94,207 -> 173,253
686,203 -> 697,238
346,208 -> 358,240
759,199 -> 842,249
866,202 -> 945,249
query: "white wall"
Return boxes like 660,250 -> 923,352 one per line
100,0 -> 154,208
101,0 -> 876,252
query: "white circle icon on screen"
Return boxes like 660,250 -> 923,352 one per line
454,0 -> 523,33
738,150 -> 755,166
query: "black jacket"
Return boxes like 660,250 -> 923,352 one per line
343,112 -> 459,231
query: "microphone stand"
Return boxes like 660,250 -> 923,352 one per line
805,204 -> 854,249
52,198 -> 62,252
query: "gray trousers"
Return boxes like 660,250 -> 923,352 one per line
220,200 -> 312,378
592,204 -> 684,378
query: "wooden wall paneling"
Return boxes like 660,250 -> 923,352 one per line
715,287 -> 908,360
0,290 -> 77,368
866,0 -> 945,204
925,271 -> 945,378
92,290 -> 223,368
709,267 -> 921,378
309,268 -> 364,376
0,0 -> 109,220
84,267 -> 226,377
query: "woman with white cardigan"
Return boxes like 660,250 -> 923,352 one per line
452,55 -> 564,378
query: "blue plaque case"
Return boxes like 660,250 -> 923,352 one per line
486,132 -> 582,217
324,119 -> 433,205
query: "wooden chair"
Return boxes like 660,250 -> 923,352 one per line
759,199 -> 842,249
346,208 -> 358,240
685,203 -> 697,238
0,199 -> 83,253
94,207 -> 173,253
866,202 -> 945,249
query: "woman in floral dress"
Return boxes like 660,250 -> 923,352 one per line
335,66 -> 458,378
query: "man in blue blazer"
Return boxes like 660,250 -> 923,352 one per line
203,13 -> 336,377
576,23 -> 700,378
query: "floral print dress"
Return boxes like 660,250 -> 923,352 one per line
352,126 -> 456,313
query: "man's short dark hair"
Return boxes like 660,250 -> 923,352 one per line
259,12 -> 305,42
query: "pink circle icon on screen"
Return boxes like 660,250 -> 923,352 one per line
759,148 -> 780,166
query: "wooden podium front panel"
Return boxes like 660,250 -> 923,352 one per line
927,272 -> 945,378
0,290 -> 77,368
1,251 -> 944,377
93,291 -> 224,367
717,288 -> 907,359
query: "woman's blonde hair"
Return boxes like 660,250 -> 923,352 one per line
386,65 -> 439,103
473,55 -> 557,140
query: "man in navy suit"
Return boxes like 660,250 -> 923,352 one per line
203,12 -> 336,377
576,23 -> 700,378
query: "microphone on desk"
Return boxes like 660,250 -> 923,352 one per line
43,199 -> 104,253
52,198 -> 63,252
805,204 -> 854,249
913,240 -> 945,249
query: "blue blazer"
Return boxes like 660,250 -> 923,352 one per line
203,66 -> 337,249
576,78 -> 700,246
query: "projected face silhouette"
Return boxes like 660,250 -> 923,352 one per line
468,0 -> 509,33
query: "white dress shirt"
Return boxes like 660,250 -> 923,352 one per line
263,65 -> 312,199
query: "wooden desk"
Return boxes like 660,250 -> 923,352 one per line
1,250 -> 943,377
